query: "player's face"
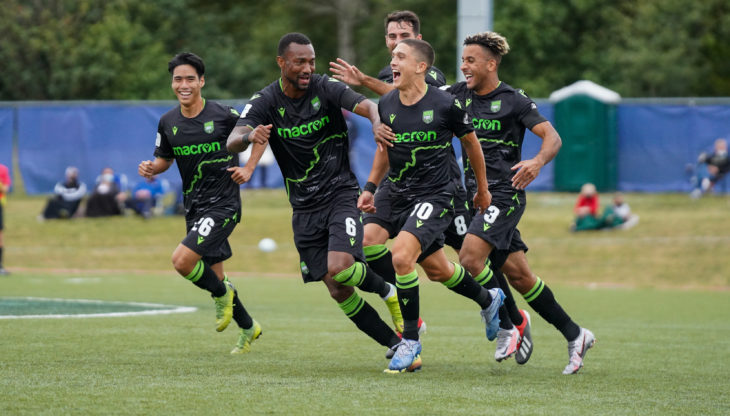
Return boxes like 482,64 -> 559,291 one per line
390,43 -> 422,89
461,44 -> 496,91
171,64 -> 204,106
385,21 -> 421,52
279,43 -> 316,91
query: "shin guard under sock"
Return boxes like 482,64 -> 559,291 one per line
184,260 -> 226,297
363,244 -> 396,285
338,292 -> 398,347
524,276 -> 580,341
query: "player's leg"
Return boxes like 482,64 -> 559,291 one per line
172,244 -> 233,332
362,182 -> 397,285
501,250 -> 595,374
218,267 -> 262,355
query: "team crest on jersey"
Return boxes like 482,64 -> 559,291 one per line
311,96 -> 321,111
278,107 -> 286,118
422,110 -> 434,124
204,121 -> 214,134
490,100 -> 501,113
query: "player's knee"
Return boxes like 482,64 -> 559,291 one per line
506,270 -> 536,293
327,259 -> 353,280
391,251 -> 414,275
324,279 -> 353,302
171,251 -> 195,276
458,251 -> 483,276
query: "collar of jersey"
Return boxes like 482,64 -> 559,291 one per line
178,98 -> 206,118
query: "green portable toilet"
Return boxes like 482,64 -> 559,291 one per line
550,80 -> 621,192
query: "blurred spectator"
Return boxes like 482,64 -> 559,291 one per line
690,138 -> 729,198
85,167 -> 126,217
599,192 -> 639,230
126,175 -> 168,218
571,183 -> 602,231
0,162 -> 10,275
239,144 -> 275,189
40,166 -> 87,220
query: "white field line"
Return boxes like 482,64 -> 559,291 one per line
0,297 -> 197,319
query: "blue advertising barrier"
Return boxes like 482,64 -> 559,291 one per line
0,109 -> 13,181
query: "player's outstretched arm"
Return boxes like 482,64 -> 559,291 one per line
352,100 -> 395,151
511,121 -> 561,190
138,158 -> 173,178
329,58 -> 395,97
460,132 -> 491,213
226,124 -> 272,154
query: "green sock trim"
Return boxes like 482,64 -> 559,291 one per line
184,260 -> 204,283
443,263 -> 465,288
473,264 -> 493,286
332,262 -> 366,287
338,292 -> 365,318
363,244 -> 389,262
396,270 -> 419,290
523,276 -> 545,303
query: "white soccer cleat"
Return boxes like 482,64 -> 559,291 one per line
562,327 -> 596,375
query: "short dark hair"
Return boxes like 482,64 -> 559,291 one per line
385,10 -> 420,35
168,52 -> 205,77
278,32 -> 312,56
463,32 -> 510,64
400,38 -> 434,68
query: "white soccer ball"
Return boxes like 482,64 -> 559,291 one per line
258,238 -> 277,252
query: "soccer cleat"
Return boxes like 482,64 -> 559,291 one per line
231,320 -> 262,354
387,317 -> 428,359
480,288 -> 505,341
384,339 -> 422,373
515,309 -> 533,365
213,281 -> 235,332
383,283 -> 404,333
562,327 -> 596,375
494,328 -> 519,362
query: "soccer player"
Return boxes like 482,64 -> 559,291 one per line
0,162 -> 11,275
449,32 -> 596,374
358,38 -> 504,373
226,33 -> 405,362
137,52 -> 261,354
330,11 -> 473,314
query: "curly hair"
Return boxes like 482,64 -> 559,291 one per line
463,32 -> 510,64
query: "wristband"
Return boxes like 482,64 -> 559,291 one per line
363,181 -> 377,194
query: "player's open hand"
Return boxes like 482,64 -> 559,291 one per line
329,58 -> 364,86
138,160 -> 154,178
227,166 -> 253,184
373,121 -> 396,151
511,158 -> 542,190
357,191 -> 376,214
249,124 -> 272,145
473,189 -> 492,214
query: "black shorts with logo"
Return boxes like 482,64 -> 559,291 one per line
467,188 -> 526,251
182,205 -> 241,266
365,181 -> 456,262
292,189 -> 365,283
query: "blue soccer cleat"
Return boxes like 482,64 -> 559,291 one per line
384,339 -> 422,373
480,288 -> 505,341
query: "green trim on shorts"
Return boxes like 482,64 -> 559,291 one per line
396,270 -> 419,290
363,244 -> 389,262
523,276 -> 545,303
332,262 -> 366,287
184,260 -> 204,283
443,263 -> 465,288
338,292 -> 365,318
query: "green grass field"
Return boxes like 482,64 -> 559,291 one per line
1,191 -> 729,415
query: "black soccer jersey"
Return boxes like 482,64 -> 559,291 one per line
377,65 -> 446,87
378,85 -> 472,198
446,81 -> 547,192
154,100 -> 241,215
237,74 -> 364,211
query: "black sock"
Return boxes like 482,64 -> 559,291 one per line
338,292 -> 400,347
396,270 -> 420,340
332,262 -> 390,298
364,244 -> 396,285
183,260 -> 226,297
443,263 -> 491,309
524,276 -> 580,341
232,289 -> 254,329
495,269 -> 522,326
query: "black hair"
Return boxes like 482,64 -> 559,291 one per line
400,38 -> 434,67
168,52 -> 205,77
463,32 -> 510,64
385,10 -> 420,35
278,32 -> 312,56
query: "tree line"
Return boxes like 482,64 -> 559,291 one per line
1,0 -> 727,101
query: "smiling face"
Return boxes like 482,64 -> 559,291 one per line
171,64 -> 204,107
278,42 -> 316,94
460,44 -> 497,92
390,42 -> 426,89
385,20 -> 421,53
